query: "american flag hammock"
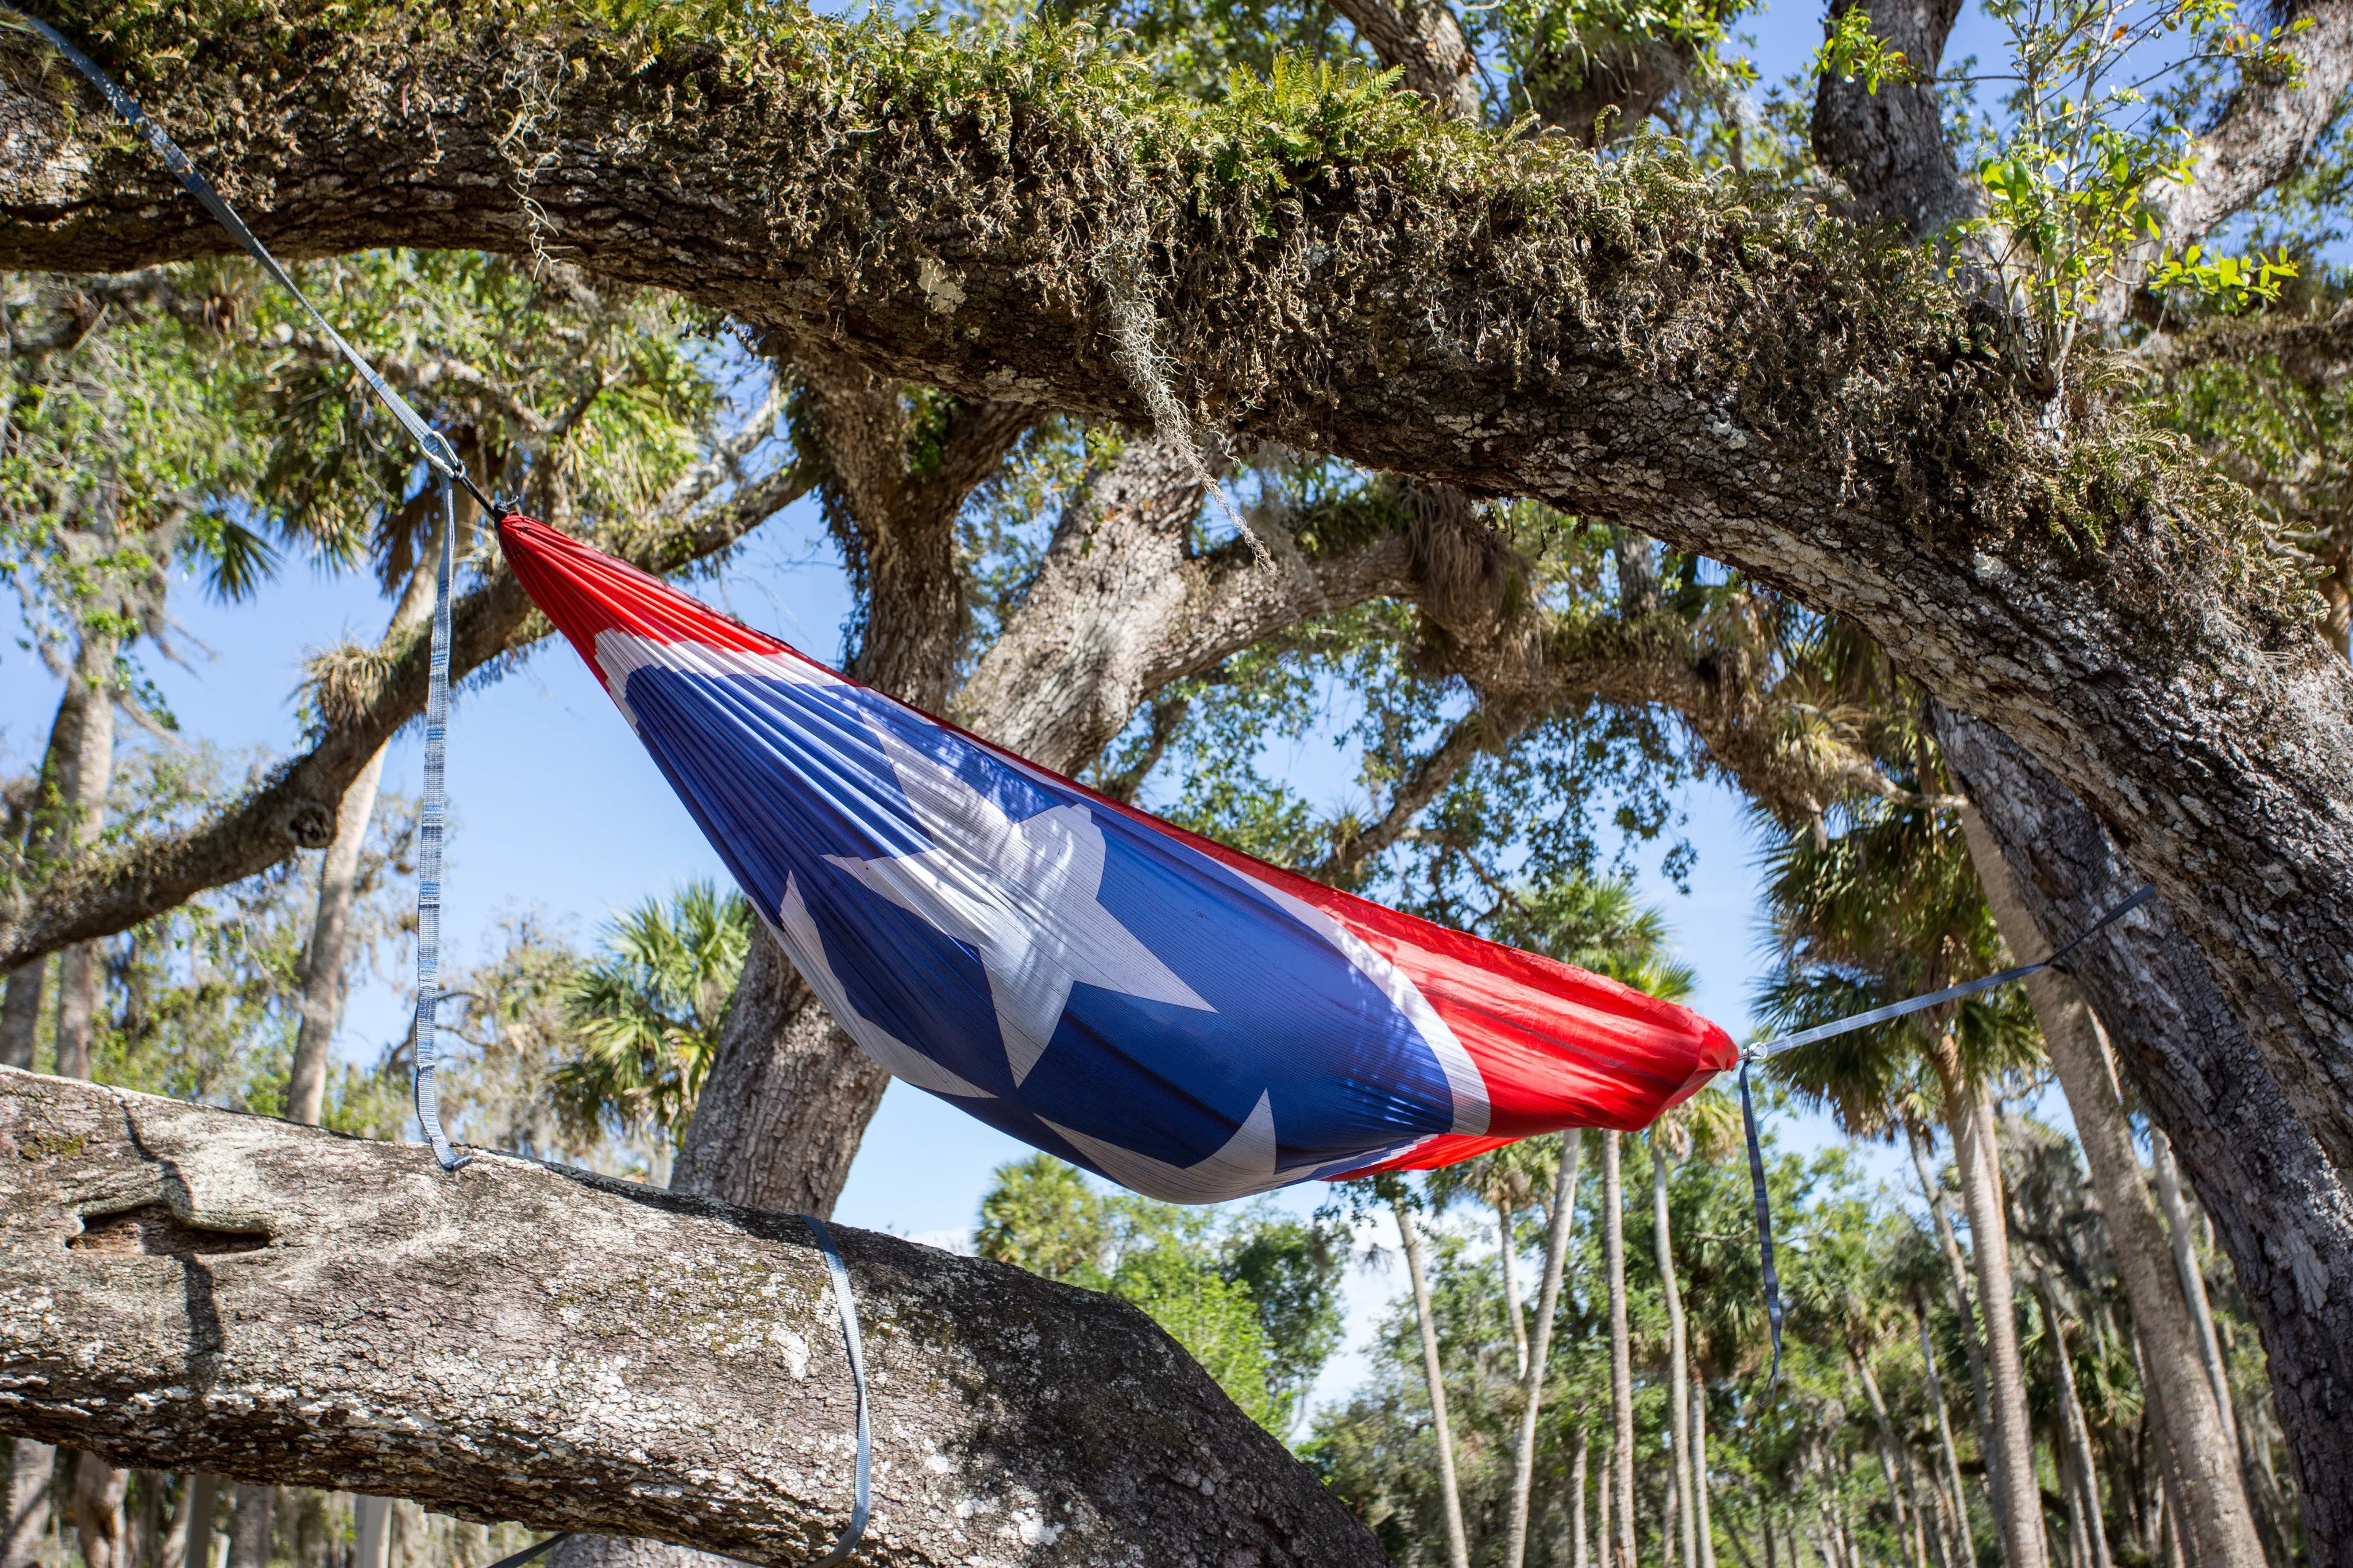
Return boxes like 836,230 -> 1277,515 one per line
497,515 -> 1739,1197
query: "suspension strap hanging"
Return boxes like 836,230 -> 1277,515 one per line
1731,880 -> 2155,1387
1741,884 -> 2154,1063
6,4 -> 511,1169
411,474 -> 466,1170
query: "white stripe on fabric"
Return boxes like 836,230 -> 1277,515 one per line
1238,880 -> 1491,1137
592,631 -> 847,727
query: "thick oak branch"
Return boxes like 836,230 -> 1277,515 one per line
0,1067 -> 1380,1568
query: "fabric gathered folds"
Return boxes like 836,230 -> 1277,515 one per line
500,516 -> 1737,1202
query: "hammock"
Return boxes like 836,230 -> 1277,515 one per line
500,516 -> 1738,1202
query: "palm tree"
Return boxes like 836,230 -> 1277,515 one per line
554,880 -> 751,1177
1753,785 -> 2050,1568
1387,1176 -> 1472,1568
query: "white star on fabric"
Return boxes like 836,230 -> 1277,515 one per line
1045,1091 -> 1289,1204
826,727 -> 1214,1085
773,874 -> 992,1101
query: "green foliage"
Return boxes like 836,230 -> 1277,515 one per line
975,1153 -> 1344,1433
549,879 -> 750,1153
1812,7 -> 1916,94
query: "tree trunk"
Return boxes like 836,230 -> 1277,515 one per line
0,1067 -> 1382,1568
3,1441 -> 52,1568
2035,1279 -> 2112,1568
1937,1064 -> 2047,1568
0,670 -> 92,1072
41,628 -> 118,1083
1692,1372 -> 1716,1568
1605,1132 -> 1637,1568
1915,1296 -> 1978,1568
1600,1429 -> 1617,1568
1573,1428 -> 1592,1568
1851,1350 -> 1916,1544
223,1489 -> 273,1568
1910,1126 -> 2005,1558
1508,1133 -> 1585,1568
1655,1136 -> 1695,1568
72,1452 -> 125,1568
285,747 -> 388,1127
1498,1195 -> 1530,1378
2147,1129 -> 2239,1453
1954,802 -> 2264,1568
1395,1198 -> 1472,1568
1935,706 -> 2353,1559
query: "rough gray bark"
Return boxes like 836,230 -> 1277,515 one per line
51,628 -> 117,1083
12,5 -> 2353,1203
1953,804 -> 2263,1568
2,1440 -> 51,1568
1326,0 -> 1482,120
0,1067 -> 1382,1568
1810,0 -> 1982,236
1935,706 -> 2353,1565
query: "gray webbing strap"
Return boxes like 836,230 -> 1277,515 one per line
411,477 -> 466,1171
6,6 -> 509,1168
1741,883 -> 2155,1062
473,1215 -> 871,1568
1734,881 -> 2157,1393
0,5 -> 490,504
800,1213 -> 873,1567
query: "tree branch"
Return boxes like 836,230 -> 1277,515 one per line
0,460 -> 812,970
1329,0 -> 1482,121
0,1067 -> 1380,1568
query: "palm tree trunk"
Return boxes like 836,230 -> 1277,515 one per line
1692,1372 -> 1717,1568
1957,806 -> 2263,1568
1852,1348 -> 1916,1541
1605,1131 -> 1637,1568
1937,1063 -> 2048,1568
1507,1133 -> 1585,1568
1915,1295 -> 1978,1568
1599,1429 -> 1615,1568
1654,1135 -> 1695,1568
1397,1196 -> 1472,1568
1572,1428 -> 1592,1568
2147,1128 -> 2238,1451
223,1488 -> 273,1568
1908,1123 -> 2007,1557
1498,1195 -> 1530,1378
2035,1279 -> 2112,1568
